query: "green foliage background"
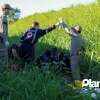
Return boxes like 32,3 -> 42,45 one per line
0,2 -> 100,100
9,3 -> 100,78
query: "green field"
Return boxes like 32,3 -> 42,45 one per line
0,2 -> 100,100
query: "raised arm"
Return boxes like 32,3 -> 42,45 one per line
59,19 -> 78,37
38,22 -> 60,37
39,24 -> 56,36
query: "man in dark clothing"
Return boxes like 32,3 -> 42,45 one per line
0,4 -> 12,67
9,21 -> 60,63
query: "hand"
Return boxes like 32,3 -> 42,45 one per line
55,18 -> 64,27
55,21 -> 65,29
59,18 -> 68,28
55,22 -> 61,27
55,18 -> 68,29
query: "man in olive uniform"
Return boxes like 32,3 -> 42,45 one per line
0,4 -> 12,68
59,19 -> 84,81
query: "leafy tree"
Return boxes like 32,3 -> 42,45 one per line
8,8 -> 21,22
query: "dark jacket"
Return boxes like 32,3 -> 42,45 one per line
20,25 -> 56,44
18,25 -> 56,62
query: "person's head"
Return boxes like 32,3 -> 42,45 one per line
2,4 -> 12,15
32,21 -> 40,28
74,25 -> 82,34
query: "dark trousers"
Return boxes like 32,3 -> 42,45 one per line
70,54 -> 80,81
0,33 -> 8,69
9,43 -> 34,63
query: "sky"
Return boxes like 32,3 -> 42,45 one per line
0,0 -> 95,17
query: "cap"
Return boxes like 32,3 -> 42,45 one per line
2,4 -> 12,10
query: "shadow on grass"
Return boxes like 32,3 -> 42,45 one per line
9,36 -> 100,80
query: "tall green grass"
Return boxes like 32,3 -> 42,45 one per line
0,3 -> 100,100
9,3 -> 100,78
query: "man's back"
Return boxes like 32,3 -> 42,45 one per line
71,34 -> 84,54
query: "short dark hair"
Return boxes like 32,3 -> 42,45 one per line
33,21 -> 39,26
72,25 -> 82,33
78,26 -> 82,33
